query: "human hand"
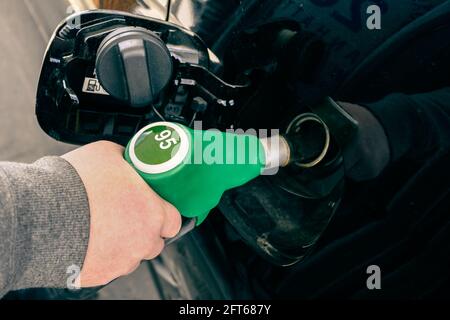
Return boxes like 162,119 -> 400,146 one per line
62,141 -> 182,287
339,102 -> 390,182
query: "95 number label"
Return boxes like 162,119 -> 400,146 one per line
153,129 -> 179,150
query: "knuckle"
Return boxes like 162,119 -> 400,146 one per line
118,259 -> 140,278
95,273 -> 116,287
166,220 -> 182,238
165,201 -> 180,218
146,239 -> 165,260
162,203 -> 182,238
124,262 -> 141,276
152,208 -> 166,228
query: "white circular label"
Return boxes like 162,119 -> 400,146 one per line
129,122 -> 190,174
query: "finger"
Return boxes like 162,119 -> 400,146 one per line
145,238 -> 165,260
124,262 -> 142,276
160,202 -> 182,239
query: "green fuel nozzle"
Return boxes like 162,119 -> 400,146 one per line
124,118 -> 330,237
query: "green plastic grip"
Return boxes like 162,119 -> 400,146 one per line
125,122 -> 266,225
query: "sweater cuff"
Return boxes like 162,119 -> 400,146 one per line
1,157 -> 90,291
364,93 -> 427,163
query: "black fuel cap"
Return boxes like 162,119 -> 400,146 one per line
96,27 -> 173,108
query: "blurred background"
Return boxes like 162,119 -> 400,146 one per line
0,0 -> 163,300
0,0 -> 74,163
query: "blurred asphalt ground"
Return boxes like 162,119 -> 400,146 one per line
0,0 -> 158,299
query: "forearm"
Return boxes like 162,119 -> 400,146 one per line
365,87 -> 450,163
0,157 -> 90,297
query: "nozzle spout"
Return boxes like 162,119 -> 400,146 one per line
260,113 -> 331,171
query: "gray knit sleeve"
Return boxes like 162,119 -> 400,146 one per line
0,157 -> 90,297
